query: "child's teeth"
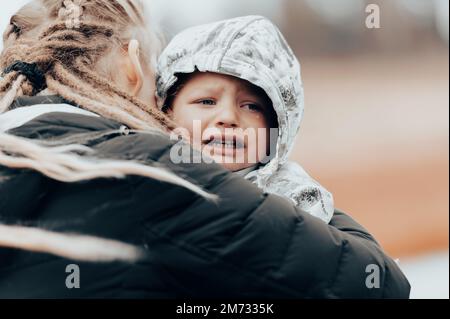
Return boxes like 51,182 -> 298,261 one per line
210,140 -> 237,148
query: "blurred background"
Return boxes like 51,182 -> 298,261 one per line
1,0 -> 448,299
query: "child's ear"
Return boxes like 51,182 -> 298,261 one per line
123,39 -> 144,97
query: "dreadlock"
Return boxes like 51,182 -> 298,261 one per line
0,0 -> 174,130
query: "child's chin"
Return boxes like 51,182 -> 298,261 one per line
223,162 -> 254,173
207,153 -> 255,172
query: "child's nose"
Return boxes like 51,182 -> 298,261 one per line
215,102 -> 239,128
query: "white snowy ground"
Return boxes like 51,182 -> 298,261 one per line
399,250 -> 449,299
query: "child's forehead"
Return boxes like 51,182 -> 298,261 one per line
185,72 -> 265,95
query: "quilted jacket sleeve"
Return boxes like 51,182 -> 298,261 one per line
132,140 -> 411,299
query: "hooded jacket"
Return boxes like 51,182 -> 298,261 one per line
156,16 -> 334,223
0,96 -> 410,298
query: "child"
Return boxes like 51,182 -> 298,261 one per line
156,16 -> 334,223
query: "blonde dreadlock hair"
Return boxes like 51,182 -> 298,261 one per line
0,0 -> 171,130
0,0 -> 217,263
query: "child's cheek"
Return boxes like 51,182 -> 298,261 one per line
172,106 -> 193,130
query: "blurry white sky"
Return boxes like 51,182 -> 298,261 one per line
149,0 -> 282,37
0,0 -> 282,51
1,0 -> 448,49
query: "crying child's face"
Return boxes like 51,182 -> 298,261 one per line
167,72 -> 278,172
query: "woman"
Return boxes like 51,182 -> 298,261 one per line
0,0 -> 410,298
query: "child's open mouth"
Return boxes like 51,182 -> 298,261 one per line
202,134 -> 246,157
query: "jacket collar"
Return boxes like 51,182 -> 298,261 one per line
9,95 -> 70,110
1,95 -> 100,134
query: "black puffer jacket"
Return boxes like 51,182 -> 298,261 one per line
0,97 -> 410,298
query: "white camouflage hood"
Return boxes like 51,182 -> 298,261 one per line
156,16 -> 334,223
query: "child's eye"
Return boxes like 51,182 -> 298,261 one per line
197,99 -> 216,106
241,103 -> 262,112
